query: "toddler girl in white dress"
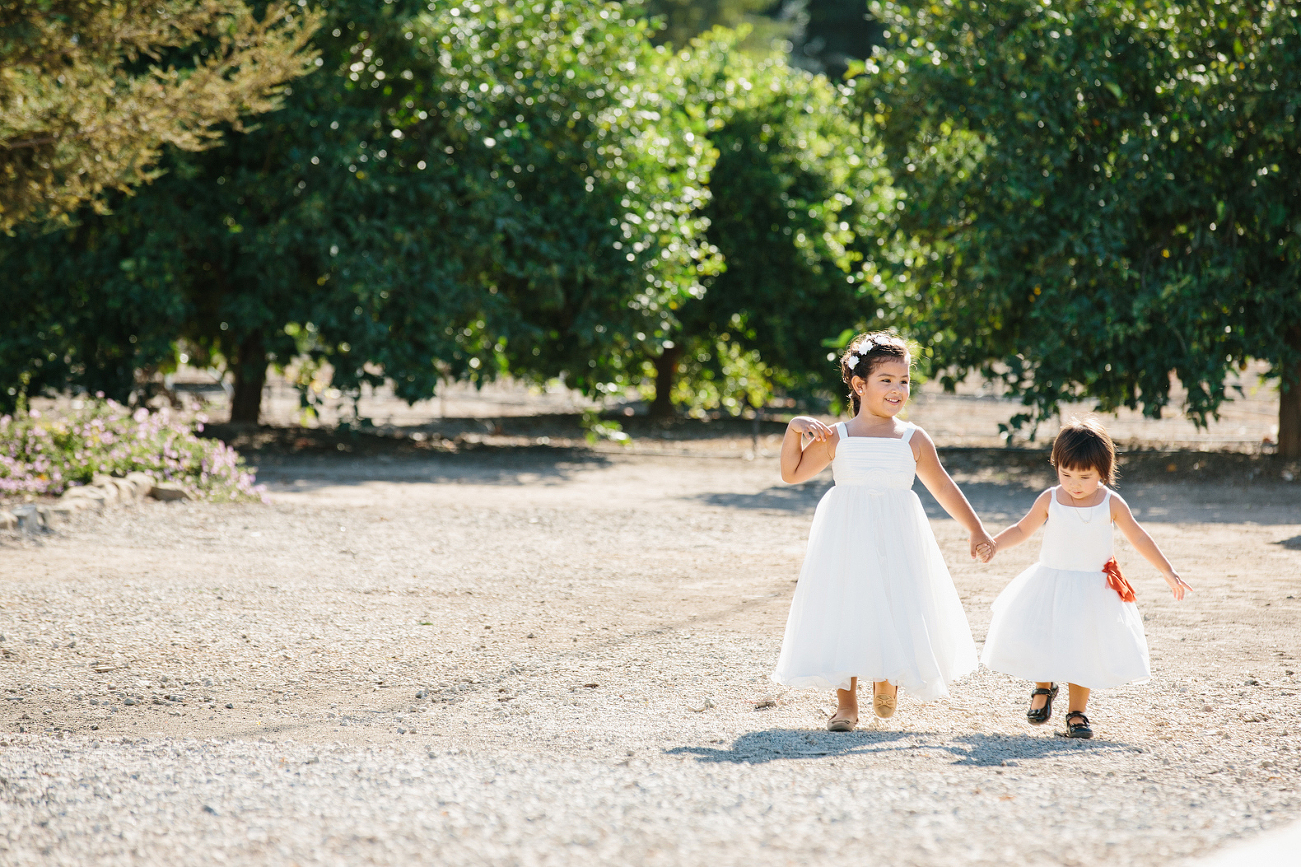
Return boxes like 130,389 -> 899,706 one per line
981,419 -> 1191,738
772,332 -> 994,731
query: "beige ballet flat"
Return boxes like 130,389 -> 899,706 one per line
873,688 -> 897,719
826,714 -> 857,732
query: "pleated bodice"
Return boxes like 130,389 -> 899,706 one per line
831,422 -> 917,490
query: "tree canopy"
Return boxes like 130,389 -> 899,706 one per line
864,0 -> 1301,455
0,0 -> 722,422
649,28 -> 890,418
636,0 -> 776,49
0,0 -> 321,233
4,0 -> 1295,455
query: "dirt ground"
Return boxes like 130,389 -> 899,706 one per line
1,430 -> 1300,864
3,369 -> 1300,864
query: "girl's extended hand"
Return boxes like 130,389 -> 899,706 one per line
970,529 -> 995,563
788,416 -> 834,443
1163,570 -> 1192,601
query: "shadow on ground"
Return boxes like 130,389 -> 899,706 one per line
254,447 -> 613,492
693,476 -> 1301,526
690,482 -> 831,514
667,729 -> 1132,765
690,480 -> 1040,525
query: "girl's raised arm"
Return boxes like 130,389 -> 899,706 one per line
780,416 -> 837,484
912,427 -> 994,559
1110,494 -> 1192,600
990,490 -> 1053,556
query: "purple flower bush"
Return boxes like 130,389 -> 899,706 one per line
0,399 -> 265,502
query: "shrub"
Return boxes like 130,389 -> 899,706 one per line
0,399 -> 264,502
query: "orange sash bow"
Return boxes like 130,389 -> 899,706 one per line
1102,557 -> 1136,603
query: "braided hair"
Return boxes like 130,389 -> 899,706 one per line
839,331 -> 910,415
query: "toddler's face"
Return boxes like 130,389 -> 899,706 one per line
853,358 -> 911,417
1057,464 -> 1103,501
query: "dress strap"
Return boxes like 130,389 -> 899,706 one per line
899,422 -> 917,444
834,422 -> 849,439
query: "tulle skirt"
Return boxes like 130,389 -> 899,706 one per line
771,486 -> 978,701
980,563 -> 1151,689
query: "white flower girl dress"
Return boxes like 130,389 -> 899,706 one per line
981,486 -> 1150,688
771,422 -> 978,701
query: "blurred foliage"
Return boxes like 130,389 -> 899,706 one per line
580,408 -> 631,445
411,0 -> 721,405
632,0 -> 882,79
0,0 -> 320,233
652,28 -> 890,418
785,0 -> 883,80
864,0 -> 1301,450
0,0 -> 720,422
0,0 -> 424,420
9,0 -> 1294,448
636,0 -> 781,49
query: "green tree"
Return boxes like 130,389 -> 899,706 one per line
0,0 -> 320,233
0,0 -> 720,424
0,1 -> 431,420
864,0 -> 1301,456
649,29 -> 891,418
787,0 -> 883,80
401,0 -> 719,407
636,0 -> 782,50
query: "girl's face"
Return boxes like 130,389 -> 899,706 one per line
1057,464 -> 1103,501
852,358 -> 911,419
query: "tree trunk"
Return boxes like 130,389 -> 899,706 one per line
229,330 -> 266,425
1280,325 -> 1301,460
649,344 -> 682,421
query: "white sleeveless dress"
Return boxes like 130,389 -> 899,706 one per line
771,422 -> 978,701
980,486 -> 1151,688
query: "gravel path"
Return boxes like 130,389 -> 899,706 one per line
1,449 -> 1299,865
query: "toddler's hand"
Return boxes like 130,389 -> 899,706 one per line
1164,570 -> 1191,601
970,531 -> 995,563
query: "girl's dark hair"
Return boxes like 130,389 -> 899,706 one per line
839,331 -> 910,415
1050,418 -> 1118,485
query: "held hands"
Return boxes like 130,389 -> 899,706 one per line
970,530 -> 996,563
788,416 -> 834,444
1163,570 -> 1192,601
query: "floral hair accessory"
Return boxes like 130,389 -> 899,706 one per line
846,335 -> 900,367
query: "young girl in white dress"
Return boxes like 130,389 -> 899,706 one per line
772,332 -> 994,731
981,419 -> 1191,738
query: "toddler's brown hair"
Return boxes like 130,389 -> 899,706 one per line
1050,418 -> 1117,485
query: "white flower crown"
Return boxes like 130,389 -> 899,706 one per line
845,336 -> 895,366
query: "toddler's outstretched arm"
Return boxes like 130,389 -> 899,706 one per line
1111,494 -> 1192,600
988,491 -> 1053,559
